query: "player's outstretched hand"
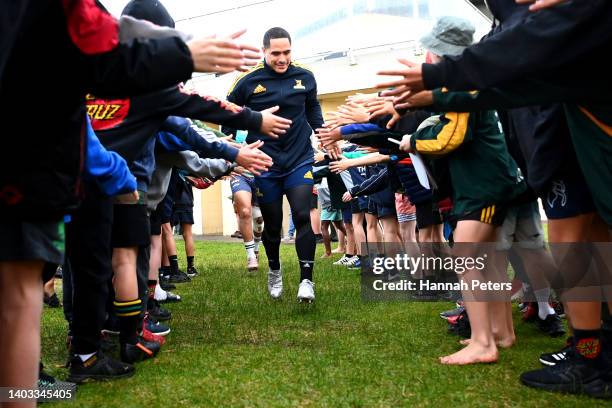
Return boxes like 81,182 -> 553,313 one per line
259,106 -> 292,138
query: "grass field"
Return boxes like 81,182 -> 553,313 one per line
41,240 -> 602,407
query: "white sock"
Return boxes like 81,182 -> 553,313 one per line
154,283 -> 167,301
78,352 -> 96,362
245,240 -> 256,258
534,288 -> 555,319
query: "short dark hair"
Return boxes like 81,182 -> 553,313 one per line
263,27 -> 291,48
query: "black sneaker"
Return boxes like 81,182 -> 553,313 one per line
43,293 -> 61,308
100,332 -> 118,353
520,355 -> 612,399
540,342 -> 572,367
552,301 -> 565,318
168,271 -> 190,283
120,337 -> 161,364
147,299 -> 171,321
158,267 -> 171,280
447,310 -> 471,338
67,352 -> 134,384
187,266 -> 199,277
535,314 -> 566,337
160,281 -> 176,291
439,306 -> 465,320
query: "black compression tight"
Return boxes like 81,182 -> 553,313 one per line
260,184 -> 316,282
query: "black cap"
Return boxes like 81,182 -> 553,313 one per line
122,0 -> 175,28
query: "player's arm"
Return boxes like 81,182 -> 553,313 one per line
306,75 -> 324,130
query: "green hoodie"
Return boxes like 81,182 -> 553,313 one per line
409,104 -> 525,217
431,86 -> 612,226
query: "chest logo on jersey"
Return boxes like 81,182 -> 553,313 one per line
85,95 -> 130,131
253,84 -> 267,94
293,79 -> 305,90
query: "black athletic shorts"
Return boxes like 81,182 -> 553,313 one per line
455,204 -> 507,227
415,200 -> 442,230
0,219 -> 65,267
150,205 -> 163,236
172,208 -> 194,226
111,204 -> 150,248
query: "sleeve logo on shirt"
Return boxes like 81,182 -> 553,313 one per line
253,84 -> 267,94
85,95 -> 130,130
304,171 -> 313,180
293,79 -> 305,90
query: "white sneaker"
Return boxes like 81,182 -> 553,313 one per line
345,255 -> 359,267
268,268 -> 283,299
333,255 -> 349,265
297,279 -> 315,303
247,256 -> 259,272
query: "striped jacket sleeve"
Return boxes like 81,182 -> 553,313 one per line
410,112 -> 471,156
349,168 -> 389,197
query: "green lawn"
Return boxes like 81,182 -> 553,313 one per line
42,240 -> 601,407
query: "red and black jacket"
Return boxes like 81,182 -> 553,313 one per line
87,85 -> 262,164
0,0 -> 194,221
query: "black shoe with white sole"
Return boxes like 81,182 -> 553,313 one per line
67,352 -> 134,384
521,354 -> 612,399
535,314 -> 566,337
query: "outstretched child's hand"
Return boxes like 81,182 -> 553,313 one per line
515,0 -> 566,11
400,135 -> 413,153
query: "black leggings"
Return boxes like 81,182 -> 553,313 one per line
260,184 -> 315,281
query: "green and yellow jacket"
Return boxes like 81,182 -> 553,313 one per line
409,104 -> 525,217
431,86 -> 612,227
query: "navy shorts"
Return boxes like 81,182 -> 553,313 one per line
351,197 -> 368,214
160,194 -> 174,224
254,162 -> 314,205
367,199 -> 397,219
540,172 -> 596,219
342,207 -> 353,224
172,209 -> 194,226
230,174 -> 258,206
